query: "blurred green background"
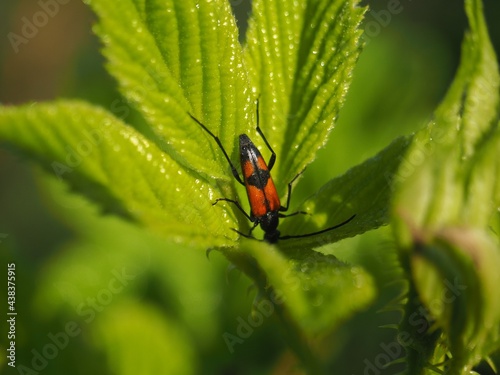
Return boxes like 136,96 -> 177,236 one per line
1,0 -> 499,374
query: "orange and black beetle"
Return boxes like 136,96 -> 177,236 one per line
189,104 -> 354,243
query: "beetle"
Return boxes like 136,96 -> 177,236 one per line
189,104 -> 355,243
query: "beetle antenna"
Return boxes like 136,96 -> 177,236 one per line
279,214 -> 356,241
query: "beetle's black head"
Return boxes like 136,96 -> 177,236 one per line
259,211 -> 280,243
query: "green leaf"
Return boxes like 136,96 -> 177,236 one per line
392,0 -> 500,249
392,0 -> 499,230
244,0 -> 365,187
392,0 -> 500,372
279,136 -> 411,251
433,0 -> 500,160
0,101 -> 235,247
244,240 -> 375,336
85,0 -> 250,181
410,228 -> 500,372
463,124 -> 500,226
